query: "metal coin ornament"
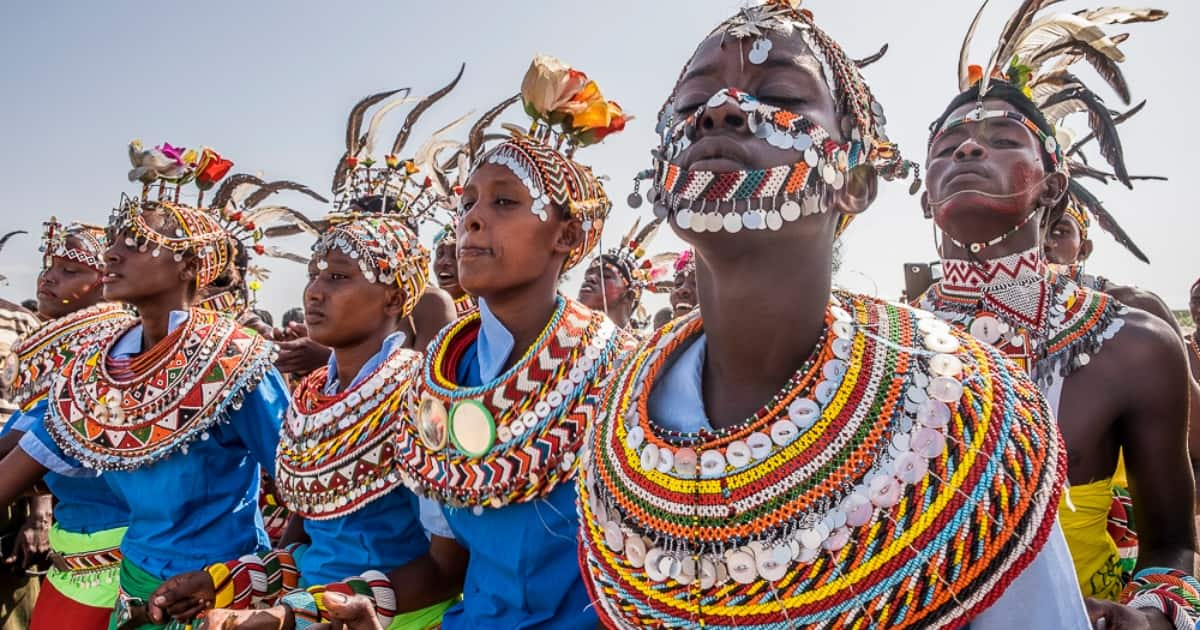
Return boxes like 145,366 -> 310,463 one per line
627,192 -> 643,209
748,38 -> 773,65
416,396 -> 449,450
449,399 -> 496,458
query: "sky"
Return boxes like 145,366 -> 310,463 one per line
1,0 -> 1195,319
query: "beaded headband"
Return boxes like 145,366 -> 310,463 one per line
642,1 -> 915,236
930,107 -> 1064,173
40,218 -> 106,272
468,55 -> 627,271
1062,202 -> 1090,240
330,67 -> 467,225
312,215 -> 429,319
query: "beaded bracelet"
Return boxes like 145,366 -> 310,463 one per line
281,571 -> 396,630
205,545 -> 300,609
1121,568 -> 1200,630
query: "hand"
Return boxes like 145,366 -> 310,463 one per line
308,592 -> 384,630
274,333 -> 331,375
239,313 -> 274,338
5,496 -> 51,569
1086,597 -> 1173,630
194,607 -> 290,630
149,570 -> 215,623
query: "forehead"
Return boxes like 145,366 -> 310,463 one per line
680,30 -> 827,92
466,162 -> 524,189
941,98 -> 1027,133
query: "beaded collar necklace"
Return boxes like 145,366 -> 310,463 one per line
45,308 -> 276,470
6,303 -> 133,411
452,294 -> 476,318
276,343 -> 422,520
923,248 -> 1124,382
396,296 -> 626,510
579,293 -> 1064,628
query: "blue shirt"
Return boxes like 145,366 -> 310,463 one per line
647,331 -> 1090,630
21,311 -> 289,580
296,331 -> 431,587
439,299 -> 596,629
5,400 -> 127,533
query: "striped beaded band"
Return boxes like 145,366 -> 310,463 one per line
396,297 -> 627,509
579,293 -> 1065,628
109,195 -> 232,288
930,108 -> 1064,172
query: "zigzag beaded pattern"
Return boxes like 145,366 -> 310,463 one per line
276,346 -> 422,520
9,303 -> 133,410
45,308 -> 276,471
395,297 -> 626,508
578,295 -> 1065,629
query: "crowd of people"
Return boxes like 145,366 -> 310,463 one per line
0,1 -> 1198,628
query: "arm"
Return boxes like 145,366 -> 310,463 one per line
1118,313 -> 1197,574
0,448 -> 50,508
383,534 -> 468,612
4,492 -> 51,569
232,369 -> 289,474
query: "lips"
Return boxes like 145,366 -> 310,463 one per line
304,309 -> 325,326
944,166 -> 991,185
36,288 -> 55,300
458,246 -> 493,259
679,137 -> 754,171
101,271 -> 123,284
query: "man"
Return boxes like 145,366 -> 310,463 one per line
919,2 -> 1197,626
577,218 -> 672,332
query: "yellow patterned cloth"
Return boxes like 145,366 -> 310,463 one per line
1061,477 -> 1124,600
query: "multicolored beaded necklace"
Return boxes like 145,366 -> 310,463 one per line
276,343 -> 422,520
579,293 -> 1065,628
395,296 -> 627,510
45,308 -> 276,471
6,303 -> 133,411
452,294 -> 477,318
922,248 -> 1124,383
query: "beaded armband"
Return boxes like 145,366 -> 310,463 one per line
1120,568 -> 1200,630
280,571 -> 396,630
205,545 -> 301,609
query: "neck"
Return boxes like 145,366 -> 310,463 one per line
607,303 -> 632,329
332,325 -> 399,393
937,219 -> 1048,297
135,291 -> 191,350
698,236 -> 832,430
479,270 -> 561,371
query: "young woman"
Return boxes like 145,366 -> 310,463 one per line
577,2 -> 1088,627
0,142 -> 289,630
386,55 -> 631,627
0,219 -> 132,628
148,215 -> 465,630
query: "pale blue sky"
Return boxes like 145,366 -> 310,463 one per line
1,0 -> 1194,318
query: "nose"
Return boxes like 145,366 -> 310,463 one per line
104,244 -> 122,265
954,138 -> 986,161
693,98 -> 748,140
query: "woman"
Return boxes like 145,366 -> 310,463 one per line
390,55 -> 630,628
148,214 -> 465,630
0,141 -> 289,630
577,2 -> 1088,627
576,218 -> 673,333
0,219 -> 132,628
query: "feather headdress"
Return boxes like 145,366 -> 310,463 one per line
949,0 -> 1166,262
329,65 -> 468,226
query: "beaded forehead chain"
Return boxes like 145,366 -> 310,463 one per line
40,218 -> 106,272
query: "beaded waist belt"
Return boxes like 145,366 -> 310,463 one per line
49,544 -> 123,574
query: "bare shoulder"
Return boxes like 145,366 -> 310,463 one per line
1102,306 -> 1189,396
1105,284 -> 1183,336
414,287 -> 456,334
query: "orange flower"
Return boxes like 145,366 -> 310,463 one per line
968,65 -> 984,86
576,101 -> 632,146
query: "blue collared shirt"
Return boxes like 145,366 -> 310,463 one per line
439,298 -> 596,629
22,311 -> 290,579
295,331 -> 435,586
646,331 -> 1089,630
4,400 -> 128,533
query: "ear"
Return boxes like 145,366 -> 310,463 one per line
180,255 -> 200,285
382,283 -> 407,319
920,190 -> 933,219
553,216 -> 584,257
830,166 -> 878,218
1039,172 -> 1069,209
1078,238 -> 1094,262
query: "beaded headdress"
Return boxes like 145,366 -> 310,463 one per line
39,218 -> 106,272
109,139 -> 235,288
312,217 -> 429,319
593,217 -> 675,297
673,249 -> 696,280
329,66 -> 468,222
931,1 -> 1167,261
468,55 -> 628,271
641,0 -> 916,237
